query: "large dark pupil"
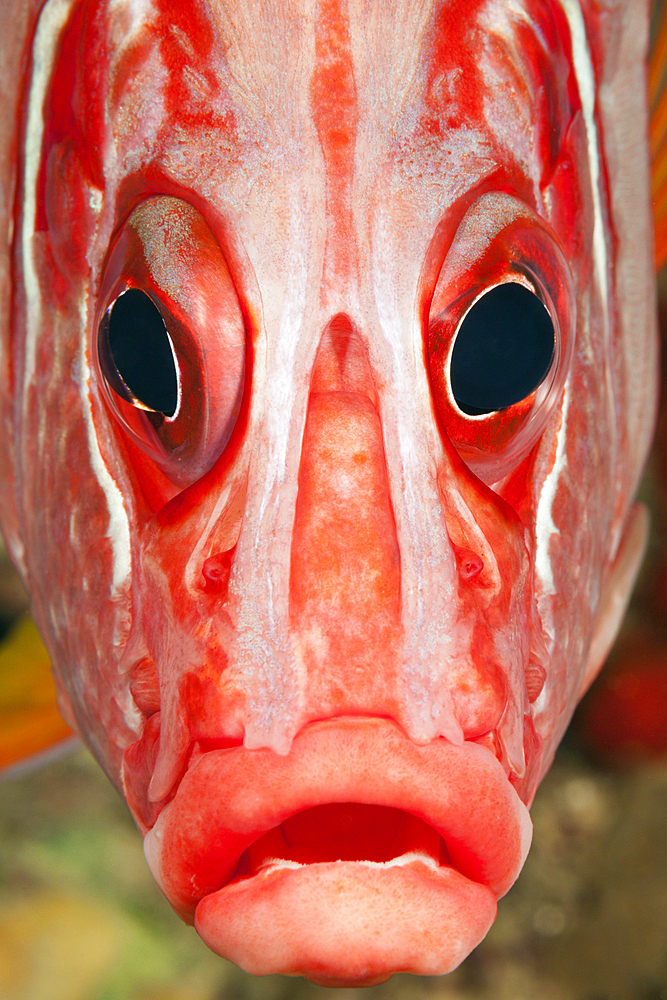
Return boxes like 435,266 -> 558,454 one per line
450,282 -> 555,416
107,288 -> 178,417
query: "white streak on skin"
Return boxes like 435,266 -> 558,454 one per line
23,0 -> 131,595
22,0 -> 76,402
560,0 -> 608,313
254,281 -> 308,637
231,233 -> 315,749
108,0 -> 153,27
371,254 -> 464,744
535,0 -> 609,597
89,188 -> 103,213
120,686 -> 145,735
535,383 -> 570,598
78,295 -> 132,593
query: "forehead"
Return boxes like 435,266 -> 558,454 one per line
102,0 -> 572,93
57,0 -> 577,204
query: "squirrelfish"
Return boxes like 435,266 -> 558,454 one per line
0,0 -> 661,986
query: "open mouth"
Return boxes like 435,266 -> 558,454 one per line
234,802 -> 447,879
144,717 -> 531,985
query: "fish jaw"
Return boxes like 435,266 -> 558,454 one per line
143,717 -> 531,984
195,862 -> 496,986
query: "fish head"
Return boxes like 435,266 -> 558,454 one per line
0,0 -> 657,985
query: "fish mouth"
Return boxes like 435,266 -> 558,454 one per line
143,717 -> 531,986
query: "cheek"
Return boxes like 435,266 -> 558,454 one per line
43,141 -> 98,293
529,379 -> 618,757
21,298 -> 135,759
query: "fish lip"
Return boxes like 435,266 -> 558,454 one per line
143,716 -> 532,920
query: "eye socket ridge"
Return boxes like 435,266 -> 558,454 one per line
98,286 -> 182,421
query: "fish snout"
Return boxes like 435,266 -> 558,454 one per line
131,313 -> 535,802
285,314 -> 521,751
288,316 -> 403,720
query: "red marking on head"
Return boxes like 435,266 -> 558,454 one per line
418,0 -> 488,137
310,0 -> 358,178
40,0 -> 108,197
39,0 -> 239,265
310,0 -> 358,283
149,0 -> 235,133
412,0 -> 581,208
34,0 -> 107,294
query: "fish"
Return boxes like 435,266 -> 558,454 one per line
0,0 -> 660,987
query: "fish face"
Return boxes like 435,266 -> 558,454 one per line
0,0 -> 657,984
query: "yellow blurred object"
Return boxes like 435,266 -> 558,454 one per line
0,892 -> 121,1000
0,616 -> 74,770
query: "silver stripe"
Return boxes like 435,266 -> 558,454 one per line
535,0 -> 609,599
23,0 -> 132,594
78,296 -> 132,594
22,0 -> 75,402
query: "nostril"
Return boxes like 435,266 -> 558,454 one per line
456,548 -> 484,580
202,549 -> 234,593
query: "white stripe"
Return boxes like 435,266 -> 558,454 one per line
560,0 -> 609,311
78,297 -> 132,593
22,0 -> 76,402
22,0 -> 131,594
535,383 -> 570,597
535,0 -> 609,599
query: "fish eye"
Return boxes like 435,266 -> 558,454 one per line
426,192 -> 574,484
99,288 -> 179,418
450,282 -> 555,416
94,197 -> 247,495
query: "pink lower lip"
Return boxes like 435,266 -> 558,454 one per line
144,717 -> 532,983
